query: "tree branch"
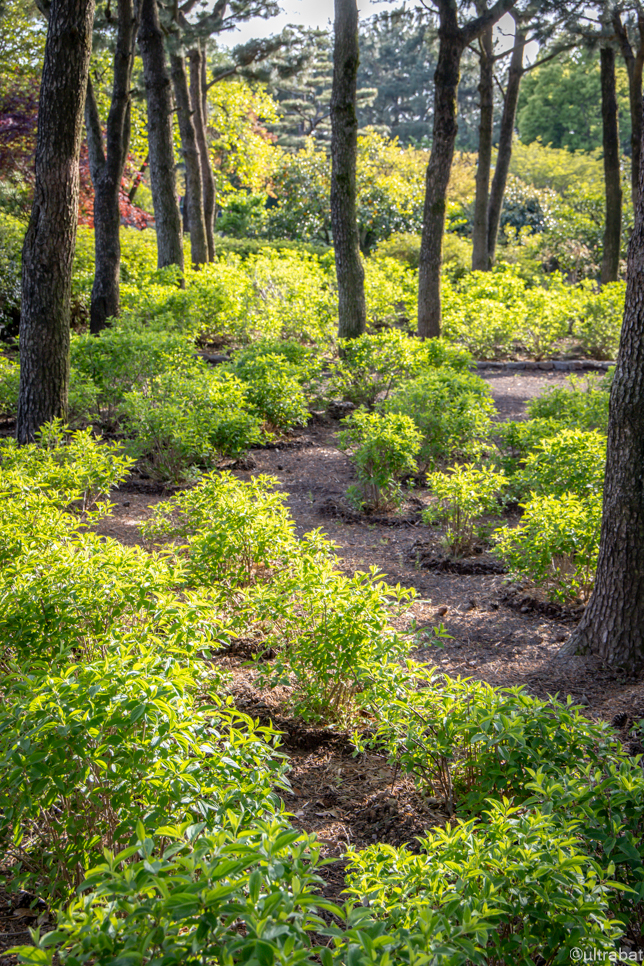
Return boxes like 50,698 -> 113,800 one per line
84,76 -> 106,184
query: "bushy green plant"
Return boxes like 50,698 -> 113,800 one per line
233,353 -> 310,430
122,369 -> 262,481
527,375 -> 609,432
0,213 -> 24,336
0,648 -> 277,900
495,491 -> 601,602
363,256 -> 417,328
0,356 -> 98,426
0,353 -> 19,415
423,464 -> 508,555
575,280 -> 624,359
11,819 -> 332,966
140,471 -> 298,588
517,428 -> 606,499
338,409 -> 421,510
493,417 -> 567,475
384,370 -> 496,467
342,801 -> 623,965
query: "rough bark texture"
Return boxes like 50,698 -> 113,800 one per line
471,22 -> 493,271
330,0 -> 366,339
600,46 -> 622,285
17,0 -> 95,444
561,138 -> 644,666
189,44 -> 216,261
487,19 -> 525,265
171,51 -> 208,267
417,13 -> 462,338
137,0 -> 184,271
613,9 -> 644,208
85,0 -> 138,333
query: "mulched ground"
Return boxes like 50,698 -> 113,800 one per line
2,369 -> 639,957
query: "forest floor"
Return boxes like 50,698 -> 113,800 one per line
3,370 -> 642,953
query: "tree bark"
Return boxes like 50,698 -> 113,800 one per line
136,0 -> 184,272
17,0 -> 95,444
417,11 -> 463,338
560,153 -> 644,666
472,21 -> 494,271
85,0 -> 138,334
613,9 -> 644,209
600,46 -> 622,285
189,43 -> 216,261
488,18 -> 525,265
171,50 -> 208,267
330,0 -> 366,339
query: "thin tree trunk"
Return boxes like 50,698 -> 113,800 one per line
330,0 -> 366,339
417,17 -> 462,338
85,0 -> 138,334
136,0 -> 184,272
600,46 -> 622,285
171,51 -> 208,267
613,9 -> 644,208
189,43 -> 215,260
128,153 -> 149,203
17,0 -> 95,444
488,18 -> 525,265
560,150 -> 644,665
472,22 -> 493,271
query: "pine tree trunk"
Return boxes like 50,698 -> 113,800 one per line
600,46 -> 622,285
136,0 -> 184,272
189,44 -> 215,261
85,0 -> 138,334
488,19 -> 525,265
560,148 -> 644,665
417,17 -> 462,338
17,0 -> 95,444
330,0 -> 366,340
171,51 -> 207,268
471,22 -> 493,271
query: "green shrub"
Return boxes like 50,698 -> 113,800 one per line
140,471 -> 298,588
364,256 -> 417,328
575,281 -> 624,359
342,801 -> 622,965
0,648 -> 276,900
11,819 -> 332,966
495,491 -> 601,602
517,428 -> 606,499
0,356 -> 98,425
71,326 -> 196,419
233,353 -> 310,430
122,369 -> 262,482
0,213 -> 24,336
373,232 -> 421,268
384,369 -> 496,467
423,464 -> 508,555
338,409 -> 421,510
0,354 -> 19,415
527,375 -> 610,432
493,417 -> 568,476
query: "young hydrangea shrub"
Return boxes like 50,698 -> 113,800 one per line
338,409 -> 422,510
423,463 -> 508,556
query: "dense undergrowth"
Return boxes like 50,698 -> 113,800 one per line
0,224 -> 636,963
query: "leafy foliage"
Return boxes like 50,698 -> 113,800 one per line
338,410 -> 421,510
423,464 -> 507,556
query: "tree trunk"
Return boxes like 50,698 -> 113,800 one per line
600,46 -> 622,285
417,16 -> 462,338
330,0 -> 366,340
85,0 -> 138,334
560,159 -> 644,665
136,0 -> 184,272
17,0 -> 95,444
171,51 -> 207,268
472,22 -> 493,271
613,9 -> 644,209
488,18 -> 525,265
189,43 -> 216,261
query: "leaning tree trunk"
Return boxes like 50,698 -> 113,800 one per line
189,43 -> 216,261
600,46 -> 622,285
471,22 -> 493,271
17,0 -> 95,444
560,144 -> 644,665
488,19 -> 525,265
136,0 -> 184,272
330,0 -> 366,340
417,21 -> 463,338
85,0 -> 138,334
171,51 -> 208,268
